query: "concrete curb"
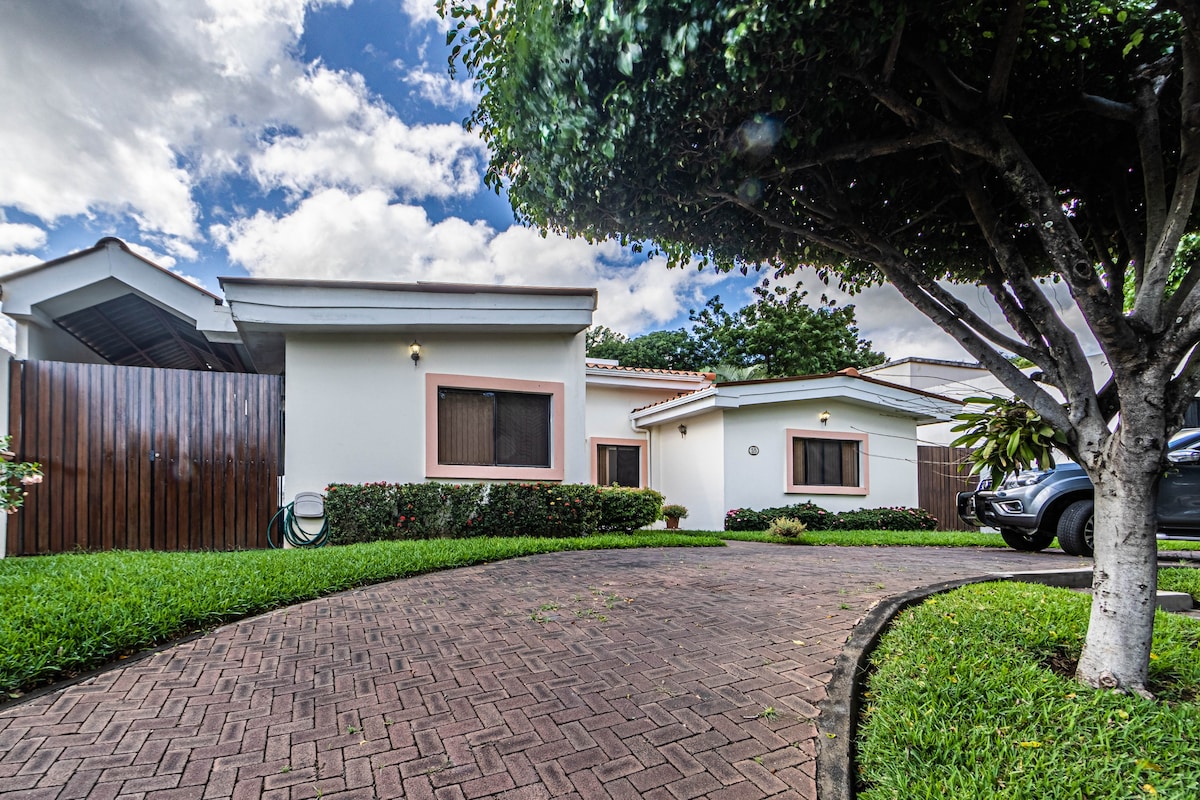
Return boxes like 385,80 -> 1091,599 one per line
815,560 -> 1199,799
815,576 -> 994,800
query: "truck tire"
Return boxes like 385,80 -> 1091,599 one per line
1057,500 -> 1095,556
999,527 -> 1056,552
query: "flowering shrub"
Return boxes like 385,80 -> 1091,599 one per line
480,482 -> 600,537
326,480 -> 604,543
828,506 -> 938,531
597,487 -> 663,533
725,503 -> 937,532
0,436 -> 43,514
395,482 -> 487,539
324,482 -> 400,544
725,502 -> 831,531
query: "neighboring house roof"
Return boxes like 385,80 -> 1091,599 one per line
221,277 -> 598,374
0,238 -> 250,371
630,367 -> 962,426
861,356 -> 982,372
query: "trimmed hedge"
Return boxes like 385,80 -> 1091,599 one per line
724,502 -> 937,532
598,486 -> 664,533
324,481 -> 654,543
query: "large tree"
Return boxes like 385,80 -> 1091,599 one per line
444,0 -> 1200,693
585,325 -> 714,370
691,284 -> 885,376
586,287 -> 884,374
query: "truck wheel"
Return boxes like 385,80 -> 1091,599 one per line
999,527 -> 1055,552
1057,500 -> 1095,556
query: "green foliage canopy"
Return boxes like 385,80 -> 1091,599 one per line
586,285 -> 884,376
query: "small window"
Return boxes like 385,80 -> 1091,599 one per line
597,444 -> 641,487
438,388 -> 551,468
785,428 -> 868,495
792,438 -> 860,487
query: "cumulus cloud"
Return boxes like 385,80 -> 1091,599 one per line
399,0 -> 441,26
400,65 -> 480,109
212,188 -> 729,333
0,0 -> 484,241
757,271 -> 1100,364
0,220 -> 47,255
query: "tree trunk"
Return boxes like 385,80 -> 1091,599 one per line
1075,435 -> 1162,694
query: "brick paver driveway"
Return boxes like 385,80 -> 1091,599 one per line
0,543 -> 1085,800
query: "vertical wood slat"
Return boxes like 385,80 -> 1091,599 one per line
917,445 -> 978,531
7,360 -> 281,554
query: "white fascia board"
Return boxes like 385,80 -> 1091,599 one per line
222,282 -> 595,333
724,377 -> 962,422
585,370 -> 711,393
730,377 -> 961,420
631,377 -> 961,426
2,244 -> 223,328
629,387 -> 734,426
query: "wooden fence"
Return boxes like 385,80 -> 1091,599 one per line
7,360 -> 282,555
917,445 -> 978,531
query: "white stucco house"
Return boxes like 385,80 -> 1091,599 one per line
0,238 -> 962,553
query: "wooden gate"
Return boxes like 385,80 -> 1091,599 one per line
7,360 -> 282,555
917,445 -> 978,531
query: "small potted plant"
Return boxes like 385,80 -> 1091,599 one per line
662,503 -> 689,529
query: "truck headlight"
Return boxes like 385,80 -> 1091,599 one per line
1000,469 -> 1051,489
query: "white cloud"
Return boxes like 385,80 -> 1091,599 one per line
760,271 -> 1100,363
0,0 -> 484,242
250,76 -> 486,199
0,254 -> 44,274
0,221 -> 47,254
399,0 -> 441,25
212,188 -> 730,333
400,65 -> 480,109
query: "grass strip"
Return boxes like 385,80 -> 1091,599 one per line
0,532 -> 721,696
1160,566 -> 1200,602
857,581 -> 1200,799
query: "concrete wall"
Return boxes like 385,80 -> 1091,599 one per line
20,323 -> 107,364
721,400 -> 921,517
283,330 -> 586,500
650,411 -> 726,530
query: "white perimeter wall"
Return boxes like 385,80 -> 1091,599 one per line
722,400 -> 921,516
585,385 -> 676,440
284,330 -> 587,500
651,411 -> 726,530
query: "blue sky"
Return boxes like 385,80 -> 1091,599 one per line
0,0 -> 986,358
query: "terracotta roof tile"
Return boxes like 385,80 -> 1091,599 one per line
585,362 -> 715,379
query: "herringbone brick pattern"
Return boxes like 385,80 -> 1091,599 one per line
0,543 -> 1072,799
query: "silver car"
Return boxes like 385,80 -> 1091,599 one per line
957,428 -> 1200,555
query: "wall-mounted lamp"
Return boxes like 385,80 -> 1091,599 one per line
409,341 -> 422,366
819,410 -> 831,427
678,424 -> 687,437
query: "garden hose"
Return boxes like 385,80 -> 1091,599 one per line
267,501 -> 329,548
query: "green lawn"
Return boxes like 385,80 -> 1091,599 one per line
857,579 -> 1200,799
0,532 -> 721,696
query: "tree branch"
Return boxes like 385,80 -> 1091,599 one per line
956,158 -> 1096,387
986,122 -> 1144,359
986,1 -> 1026,108
1081,93 -> 1136,122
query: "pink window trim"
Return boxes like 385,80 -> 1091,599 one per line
425,372 -> 566,481
784,428 -> 869,496
589,437 -> 648,488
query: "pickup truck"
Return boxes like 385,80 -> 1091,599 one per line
956,428 -> 1200,555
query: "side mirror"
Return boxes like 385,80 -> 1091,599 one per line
1167,449 -> 1200,465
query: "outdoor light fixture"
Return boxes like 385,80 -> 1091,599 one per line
409,341 -> 422,365
819,410 -> 831,426
678,424 -> 687,437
